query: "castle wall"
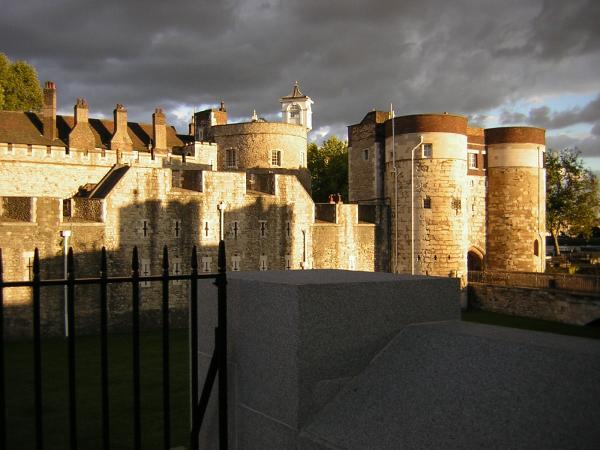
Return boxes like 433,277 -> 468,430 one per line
212,122 -> 307,170
312,204 -> 376,271
485,128 -> 545,272
467,175 -> 487,258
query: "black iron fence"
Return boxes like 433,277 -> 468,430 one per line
0,241 -> 229,450
468,270 -> 600,295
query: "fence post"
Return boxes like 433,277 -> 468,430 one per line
0,249 -> 5,450
190,247 -> 199,450
161,246 -> 171,450
32,248 -> 43,450
215,240 -> 228,450
100,248 -> 110,450
67,248 -> 78,450
131,247 -> 141,450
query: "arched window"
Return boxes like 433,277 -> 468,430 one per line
289,104 -> 301,124
534,239 -> 539,256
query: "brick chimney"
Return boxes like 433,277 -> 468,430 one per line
152,107 -> 167,153
42,81 -> 57,141
68,98 -> 95,150
110,104 -> 133,152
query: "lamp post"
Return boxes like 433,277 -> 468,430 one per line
410,137 -> 424,276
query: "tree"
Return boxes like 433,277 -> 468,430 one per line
546,148 -> 600,255
308,136 -> 348,202
0,53 -> 43,112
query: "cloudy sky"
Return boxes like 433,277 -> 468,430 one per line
2,0 -> 599,170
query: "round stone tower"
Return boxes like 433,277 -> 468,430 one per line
211,121 -> 308,171
385,114 -> 469,280
485,127 -> 546,272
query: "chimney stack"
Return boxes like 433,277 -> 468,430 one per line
42,81 -> 57,141
68,98 -> 95,150
110,104 -> 133,152
152,107 -> 167,153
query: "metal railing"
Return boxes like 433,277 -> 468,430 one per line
0,241 -> 229,450
468,270 -> 600,295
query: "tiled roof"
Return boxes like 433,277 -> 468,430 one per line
281,82 -> 308,100
0,111 -> 191,150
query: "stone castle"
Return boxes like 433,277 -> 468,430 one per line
0,81 -> 545,333
348,110 -> 546,278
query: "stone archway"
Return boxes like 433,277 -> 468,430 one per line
467,247 -> 484,271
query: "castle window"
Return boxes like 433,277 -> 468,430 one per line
226,148 -> 237,168
202,257 -> 212,273
259,220 -> 267,238
140,220 -> 151,238
172,257 -> 182,285
173,219 -> 181,238
363,149 -> 369,161
204,221 -> 210,238
451,198 -> 462,214
285,254 -> 291,270
286,221 -> 291,238
290,105 -> 300,118
423,196 -> 431,209
232,221 -> 240,239
422,143 -> 433,158
23,251 -> 34,281
468,152 -> 478,169
259,254 -> 268,271
62,199 -> 72,218
534,239 -> 539,256
172,170 -> 183,188
271,150 -> 282,166
231,255 -> 241,271
141,259 -> 151,287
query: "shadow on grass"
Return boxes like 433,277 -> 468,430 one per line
462,309 -> 600,340
5,329 -> 190,450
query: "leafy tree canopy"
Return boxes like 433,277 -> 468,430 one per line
546,148 -> 600,255
0,53 -> 43,112
308,136 -> 348,203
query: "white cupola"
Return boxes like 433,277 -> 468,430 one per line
280,82 -> 313,131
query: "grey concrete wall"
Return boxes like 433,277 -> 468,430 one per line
197,270 -> 460,449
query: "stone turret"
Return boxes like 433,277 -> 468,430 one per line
485,127 -> 546,272
42,81 -> 57,141
68,98 -> 95,151
110,104 -> 133,152
193,103 -> 228,142
152,107 -> 167,153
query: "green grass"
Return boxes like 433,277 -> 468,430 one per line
462,309 -> 600,340
5,329 -> 191,450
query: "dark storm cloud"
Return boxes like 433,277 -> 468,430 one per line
501,93 -> 600,131
547,133 -> 600,159
1,0 -> 600,137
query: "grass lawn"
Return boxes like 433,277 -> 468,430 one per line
5,329 -> 191,450
462,309 -> 600,340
